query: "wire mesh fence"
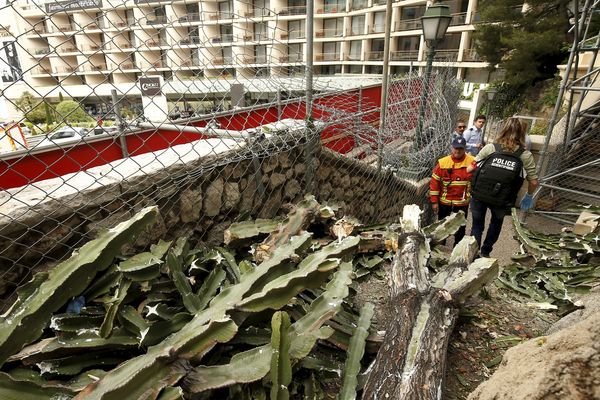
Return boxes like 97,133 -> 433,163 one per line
0,1 -> 460,309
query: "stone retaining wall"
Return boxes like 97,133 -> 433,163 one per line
0,137 -> 427,300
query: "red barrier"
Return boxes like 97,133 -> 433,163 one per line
0,85 -> 383,190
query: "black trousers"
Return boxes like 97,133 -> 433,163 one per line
438,203 -> 469,246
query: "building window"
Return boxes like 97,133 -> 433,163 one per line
222,47 -> 233,63
349,40 -> 361,60
351,15 -> 365,35
347,65 -> 362,74
323,18 -> 343,36
253,0 -> 270,16
288,20 -> 305,39
254,22 -> 268,40
288,43 -> 303,62
255,45 -> 267,63
321,65 -> 341,75
220,24 -> 233,42
322,41 -> 341,61
373,12 -> 385,33
218,1 -> 233,19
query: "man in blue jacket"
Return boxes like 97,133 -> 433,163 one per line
464,115 -> 486,156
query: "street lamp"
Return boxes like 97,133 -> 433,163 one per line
415,4 -> 452,150
482,87 -> 497,142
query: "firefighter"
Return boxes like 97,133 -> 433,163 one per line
429,136 -> 475,245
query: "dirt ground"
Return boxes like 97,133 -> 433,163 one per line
354,212 -> 566,399
444,212 -> 565,399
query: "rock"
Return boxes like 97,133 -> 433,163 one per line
285,168 -> 294,179
223,182 -> 240,211
180,188 -> 202,223
269,173 -> 287,190
467,312 -> 600,400
547,287 -> 600,334
320,182 -> 332,199
258,189 -> 282,219
316,166 -> 331,181
294,163 -> 306,177
204,178 -> 224,217
240,178 -> 257,213
340,174 -> 351,189
284,180 -> 301,200
262,157 -> 278,173
279,152 -> 292,168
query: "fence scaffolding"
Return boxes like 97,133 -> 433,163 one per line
533,0 -> 600,224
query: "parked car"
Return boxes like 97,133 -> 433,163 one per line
38,127 -> 90,147
92,126 -> 119,135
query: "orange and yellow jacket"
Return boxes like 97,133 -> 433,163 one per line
429,154 -> 475,207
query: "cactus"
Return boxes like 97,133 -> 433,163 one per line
339,302 -> 375,400
0,206 -> 158,366
269,311 -> 292,400
167,250 -> 202,313
0,371 -> 76,399
183,262 -> 354,394
99,278 -> 131,338
238,236 -> 359,312
423,210 -> 466,244
224,218 -> 284,247
116,239 -> 172,281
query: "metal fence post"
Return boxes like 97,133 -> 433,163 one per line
377,0 -> 393,172
111,89 -> 129,158
304,1 -> 317,194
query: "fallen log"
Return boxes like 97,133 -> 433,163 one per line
253,195 -> 323,262
363,205 -> 499,399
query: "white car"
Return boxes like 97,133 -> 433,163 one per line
38,127 -> 90,147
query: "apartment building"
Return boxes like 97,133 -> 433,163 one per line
2,0 -> 488,117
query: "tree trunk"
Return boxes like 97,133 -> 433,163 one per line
363,206 -> 498,399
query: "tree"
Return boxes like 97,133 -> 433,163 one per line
55,100 -> 92,123
474,0 -> 572,86
14,92 -> 50,125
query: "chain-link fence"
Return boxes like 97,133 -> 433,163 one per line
0,1 -> 460,309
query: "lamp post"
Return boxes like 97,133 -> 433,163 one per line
482,87 -> 497,143
415,4 -> 451,150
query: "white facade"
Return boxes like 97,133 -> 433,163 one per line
2,0 -> 489,113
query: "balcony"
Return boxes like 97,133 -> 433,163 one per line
180,37 -> 202,45
396,18 -> 422,31
319,28 -> 344,38
247,9 -> 272,17
370,25 -> 385,34
54,65 -> 77,73
104,42 -> 132,50
29,26 -> 47,35
289,30 -> 305,39
31,67 -> 50,75
150,61 -> 166,68
239,34 -> 255,41
350,1 -> 367,11
367,51 -> 384,61
59,46 -> 77,54
462,49 -> 482,62
145,15 -> 168,25
118,63 -> 136,70
349,28 -> 364,36
33,48 -> 51,55
52,25 -> 73,33
317,4 -> 344,13
433,49 -> 459,61
278,6 -> 306,16
450,12 -> 467,26
83,44 -> 101,52
345,53 -> 361,61
209,11 -> 235,20
390,50 -> 419,61
178,13 -> 200,23
145,39 -> 161,47
86,22 -> 100,30
84,64 -> 107,71
280,54 -> 303,62
316,53 -> 340,61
